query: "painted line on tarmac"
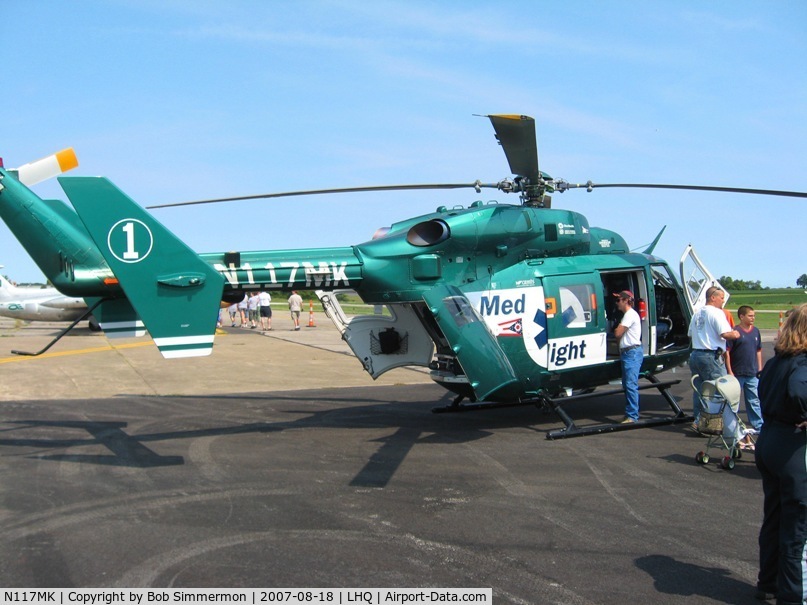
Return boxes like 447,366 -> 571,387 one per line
0,329 -> 230,364
0,341 -> 154,364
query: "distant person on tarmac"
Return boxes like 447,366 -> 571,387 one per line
259,291 -> 273,331
248,292 -> 260,329
288,291 -> 303,331
237,294 -> 249,327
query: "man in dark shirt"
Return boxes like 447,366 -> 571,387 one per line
727,305 -> 763,435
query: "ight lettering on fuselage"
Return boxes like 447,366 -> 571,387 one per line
215,261 -> 350,288
549,339 -> 588,367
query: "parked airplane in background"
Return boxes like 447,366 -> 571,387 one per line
0,268 -> 96,328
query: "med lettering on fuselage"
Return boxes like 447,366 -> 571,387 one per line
466,286 -> 607,371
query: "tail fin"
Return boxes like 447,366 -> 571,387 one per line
59,176 -> 225,358
0,272 -> 18,301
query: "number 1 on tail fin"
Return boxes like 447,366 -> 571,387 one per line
59,176 -> 225,358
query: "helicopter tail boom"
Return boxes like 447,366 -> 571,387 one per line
0,162 -> 116,297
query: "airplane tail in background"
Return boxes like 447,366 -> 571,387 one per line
59,176 -> 225,357
0,272 -> 19,301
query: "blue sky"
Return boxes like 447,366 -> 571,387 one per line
2,1 -> 805,287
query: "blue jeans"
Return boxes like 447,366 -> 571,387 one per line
689,350 -> 727,423
736,374 -> 762,430
620,347 -> 643,420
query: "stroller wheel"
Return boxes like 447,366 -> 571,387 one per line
696,451 -> 709,464
721,456 -> 735,470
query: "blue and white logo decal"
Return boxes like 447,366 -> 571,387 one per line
467,287 -> 549,368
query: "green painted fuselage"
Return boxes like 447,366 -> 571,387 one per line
0,168 -> 692,399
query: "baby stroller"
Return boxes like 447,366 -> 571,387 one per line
692,374 -> 751,470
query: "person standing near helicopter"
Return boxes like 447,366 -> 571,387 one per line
613,290 -> 643,423
688,286 -> 740,430
726,305 -> 764,445
754,303 -> 807,604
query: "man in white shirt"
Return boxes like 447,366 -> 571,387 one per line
687,286 -> 740,429
288,291 -> 303,331
258,291 -> 273,331
614,290 -> 643,423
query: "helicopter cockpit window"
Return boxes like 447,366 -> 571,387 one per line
651,263 -> 688,349
652,265 -> 675,289
559,285 -> 595,328
443,295 -> 483,329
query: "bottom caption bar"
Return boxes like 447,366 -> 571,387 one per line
2,589 -> 493,605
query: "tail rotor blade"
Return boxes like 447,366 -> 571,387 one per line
14,148 -> 79,186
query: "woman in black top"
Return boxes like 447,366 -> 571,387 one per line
755,303 -> 807,604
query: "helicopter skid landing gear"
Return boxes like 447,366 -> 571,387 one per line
432,376 -> 690,440
545,377 -> 690,440
431,395 -> 537,414
10,298 -> 106,357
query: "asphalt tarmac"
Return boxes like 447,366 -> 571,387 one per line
0,314 -> 778,604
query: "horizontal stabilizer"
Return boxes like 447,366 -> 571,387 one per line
60,176 -> 225,358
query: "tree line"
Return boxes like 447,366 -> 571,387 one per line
720,274 -> 807,290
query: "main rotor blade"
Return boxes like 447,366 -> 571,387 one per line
486,114 -> 540,184
146,182 -> 499,209
557,181 -> 807,198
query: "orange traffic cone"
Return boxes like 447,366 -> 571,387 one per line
308,299 -> 316,328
